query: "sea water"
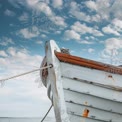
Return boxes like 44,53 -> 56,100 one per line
0,117 -> 56,122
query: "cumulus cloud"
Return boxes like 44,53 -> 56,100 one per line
7,0 -> 66,30
105,38 -> 122,50
0,37 -> 14,46
18,12 -> 29,22
85,0 -> 122,21
26,0 -> 39,6
36,40 -> 43,45
52,0 -> 63,8
70,2 -> 91,22
102,26 -> 120,36
64,30 -> 81,40
101,38 -> 122,64
4,9 -> 15,16
112,18 -> 122,32
0,47 -> 43,102
7,47 -> 42,66
88,48 -> 95,53
26,0 -> 67,28
50,16 -> 67,27
34,2 -> 53,16
102,18 -> 122,36
102,38 -> 122,59
63,21 -> 103,42
110,0 -> 122,19
71,21 -> 103,36
19,26 -> 39,39
0,51 -> 8,57
69,1 -> 104,23
86,0 -> 110,20
85,1 -> 97,11
80,40 -> 94,45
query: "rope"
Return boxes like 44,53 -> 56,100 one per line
41,104 -> 53,122
0,65 -> 52,82
0,64 -> 53,121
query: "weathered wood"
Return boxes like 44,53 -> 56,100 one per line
45,40 -> 69,122
55,51 -> 122,75
41,40 -> 122,122
61,62 -> 122,88
64,89 -> 122,114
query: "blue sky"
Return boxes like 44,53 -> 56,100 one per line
0,0 -> 122,117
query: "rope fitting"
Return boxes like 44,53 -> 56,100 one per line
49,64 -> 53,68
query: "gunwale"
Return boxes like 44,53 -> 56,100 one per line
55,51 -> 122,75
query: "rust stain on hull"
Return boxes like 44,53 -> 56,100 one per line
82,108 -> 89,118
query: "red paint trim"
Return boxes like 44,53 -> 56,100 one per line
55,51 -> 122,75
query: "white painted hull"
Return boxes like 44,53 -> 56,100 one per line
61,63 -> 122,122
41,40 -> 122,122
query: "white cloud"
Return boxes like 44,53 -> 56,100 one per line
105,38 -> 122,50
64,30 -> 81,40
36,40 -> 43,45
19,26 -> 39,39
0,51 -> 8,57
70,2 -> 91,22
63,21 -> 103,42
26,0 -> 67,28
36,2 -> 53,16
0,37 -> 14,46
101,38 -> 122,64
71,21 -> 103,36
85,1 -> 97,11
110,0 -> 122,19
41,34 -> 47,38
112,18 -> 122,32
51,16 -> 67,27
102,18 -> 122,36
88,48 -> 95,53
18,12 -> 29,22
9,47 -> 42,65
27,0 -> 53,16
54,31 -> 61,34
0,47 -> 43,86
85,0 -> 122,21
80,40 -> 94,45
91,14 -> 101,22
7,47 -> 17,56
92,0 -> 110,20
26,1 -> 53,16
102,26 -> 120,36
0,46 -> 52,117
52,0 -> 63,8
26,0 -> 39,6
4,9 -> 15,16
69,1 -> 101,23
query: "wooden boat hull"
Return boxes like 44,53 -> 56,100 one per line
40,40 -> 122,122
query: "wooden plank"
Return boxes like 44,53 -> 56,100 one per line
66,102 -> 121,122
68,114 -> 104,122
62,77 -> 122,102
55,51 -> 122,75
61,62 -> 122,88
63,89 -> 122,114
